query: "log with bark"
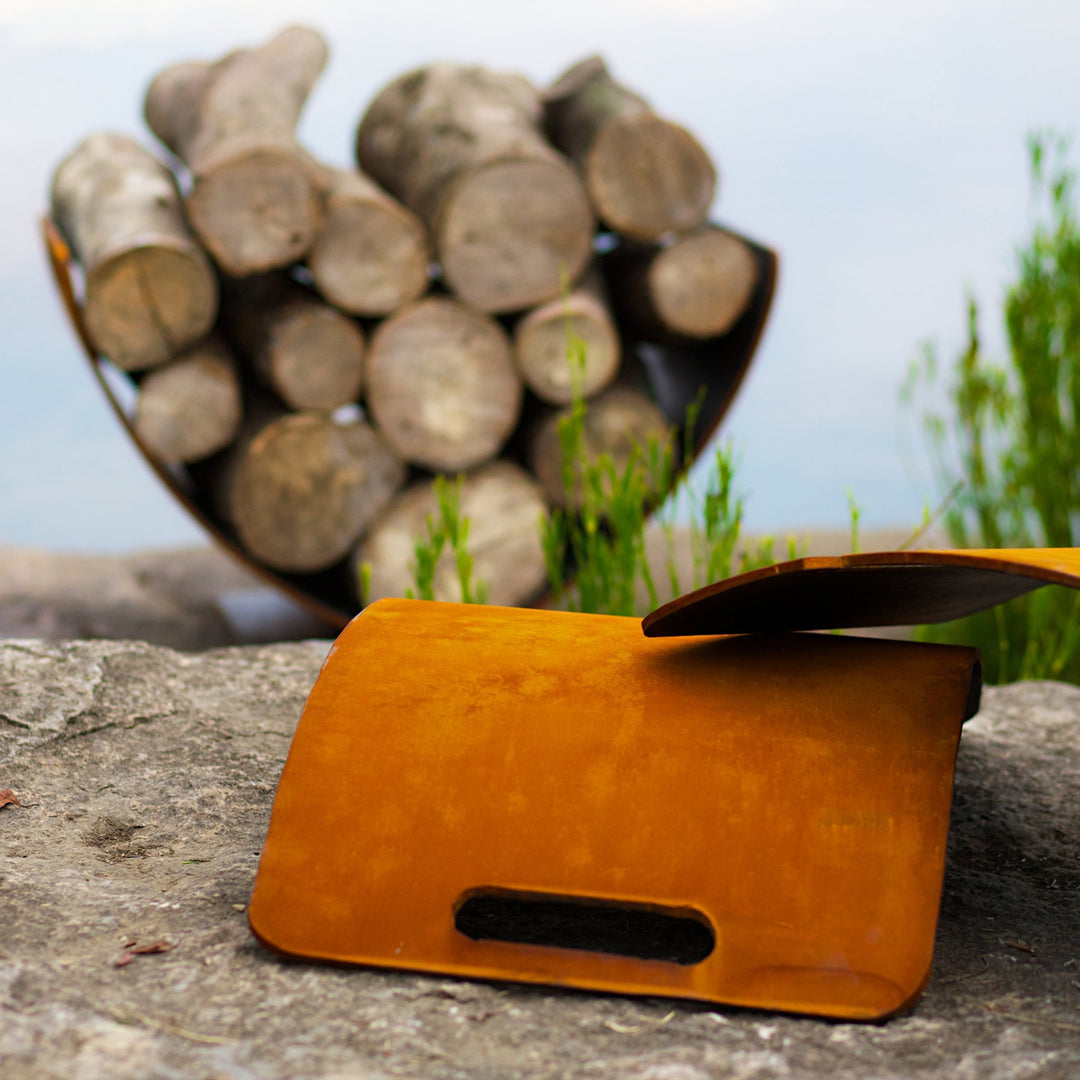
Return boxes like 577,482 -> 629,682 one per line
365,296 -> 523,471
512,269 -> 621,405
49,132 -> 218,371
355,462 -> 549,606
355,63 -> 594,313
132,335 -> 242,464
213,407 -> 406,573
222,274 -> 365,411
604,227 -> 758,344
307,166 -> 431,316
545,55 -> 716,242
144,25 -> 329,276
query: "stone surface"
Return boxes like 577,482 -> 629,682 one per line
0,544 -> 335,649
0,528 -> 927,651
1,638 -> 1077,1078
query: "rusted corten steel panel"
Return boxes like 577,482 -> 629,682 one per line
250,599 -> 980,1020
643,548 -> 1080,636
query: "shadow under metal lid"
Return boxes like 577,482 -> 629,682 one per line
641,548 -> 1080,637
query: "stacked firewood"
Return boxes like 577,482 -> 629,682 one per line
48,26 -> 760,611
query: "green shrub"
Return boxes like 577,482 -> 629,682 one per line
408,333 -> 779,616
403,474 -> 489,605
905,132 -> 1080,682
536,334 -> 781,617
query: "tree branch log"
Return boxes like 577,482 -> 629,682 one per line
545,55 -> 716,242
356,63 -> 593,313
144,25 -> 329,275
49,132 -> 218,371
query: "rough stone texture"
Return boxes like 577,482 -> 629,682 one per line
0,545 -> 334,649
0,528 -> 928,651
1,639 -> 1077,1078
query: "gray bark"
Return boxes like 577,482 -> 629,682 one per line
356,63 -> 593,313
144,26 -> 329,275
545,55 -> 716,241
49,132 -> 218,370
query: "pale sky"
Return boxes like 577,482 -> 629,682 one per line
1,0 -> 778,44
3,0 -> 1079,550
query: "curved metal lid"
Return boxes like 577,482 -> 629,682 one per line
642,548 -> 1080,636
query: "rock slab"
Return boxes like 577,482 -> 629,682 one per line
0,545 -> 334,650
1,639 -> 1078,1079
0,528 -> 933,651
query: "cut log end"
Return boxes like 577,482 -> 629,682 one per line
51,132 -> 219,370
268,306 -> 365,412
356,462 -> 549,607
133,337 -> 242,463
438,158 -> 594,313
514,291 -> 620,405
308,198 -> 430,316
187,149 -> 325,275
229,413 -> 406,573
366,298 -> 523,472
220,274 -> 365,412
85,244 -> 218,371
588,115 -> 716,242
651,229 -> 757,339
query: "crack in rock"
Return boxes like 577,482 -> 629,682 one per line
0,641 -> 115,760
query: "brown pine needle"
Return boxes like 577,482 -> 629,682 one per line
983,1002 -> 1080,1033
110,1006 -> 236,1046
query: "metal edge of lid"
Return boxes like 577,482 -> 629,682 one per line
642,548 -> 1080,637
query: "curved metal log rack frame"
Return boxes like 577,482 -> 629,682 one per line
43,217 -> 778,629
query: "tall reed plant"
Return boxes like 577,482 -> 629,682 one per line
538,334 -> 779,617
905,132 -> 1080,682
407,331 -> 780,616
403,474 -> 489,604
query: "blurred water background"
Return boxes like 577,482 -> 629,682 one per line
3,0 -> 1080,552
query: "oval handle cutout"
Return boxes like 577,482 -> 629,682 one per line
454,889 -> 715,965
